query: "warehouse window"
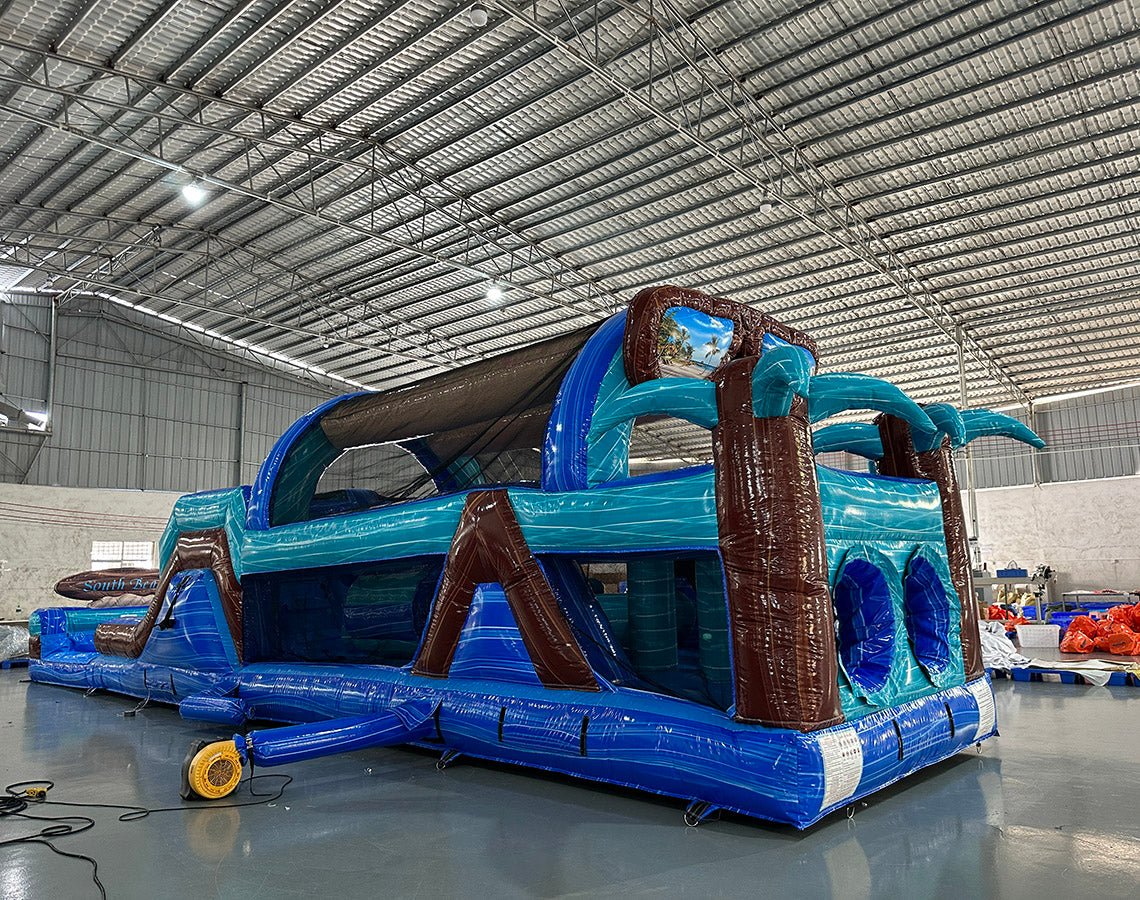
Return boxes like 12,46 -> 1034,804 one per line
91,541 -> 154,569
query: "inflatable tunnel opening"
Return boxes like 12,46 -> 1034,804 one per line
833,557 -> 895,696
551,553 -> 733,710
903,555 -> 952,676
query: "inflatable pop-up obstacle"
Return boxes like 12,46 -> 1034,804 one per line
27,285 -> 1044,828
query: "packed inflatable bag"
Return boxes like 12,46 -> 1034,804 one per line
1066,615 -> 1100,639
1106,603 -> 1140,629
1061,611 -> 1140,655
1059,629 -> 1094,654
1093,621 -> 1136,652
1102,631 -> 1140,655
0,624 -> 29,661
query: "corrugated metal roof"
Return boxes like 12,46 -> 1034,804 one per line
1,0 -> 1137,461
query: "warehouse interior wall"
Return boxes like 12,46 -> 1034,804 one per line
964,386 -> 1140,488
0,482 -> 179,620
1,292 -> 336,492
969,476 -> 1140,596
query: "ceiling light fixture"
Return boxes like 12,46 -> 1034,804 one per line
469,4 -> 488,27
182,181 -> 207,205
485,284 -> 504,305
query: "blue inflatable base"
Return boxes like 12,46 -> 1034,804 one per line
30,647 -> 997,829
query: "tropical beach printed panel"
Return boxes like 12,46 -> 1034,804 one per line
657,306 -> 735,378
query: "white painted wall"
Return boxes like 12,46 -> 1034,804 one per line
969,475 -> 1140,595
0,483 -> 179,621
4,471 -> 1136,622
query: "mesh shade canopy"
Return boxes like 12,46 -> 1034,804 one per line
273,323 -> 600,524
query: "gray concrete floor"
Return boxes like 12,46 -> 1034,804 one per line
1,672 -> 1137,900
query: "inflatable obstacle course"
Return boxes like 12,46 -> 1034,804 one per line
28,285 -> 1043,828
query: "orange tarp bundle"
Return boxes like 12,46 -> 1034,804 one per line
1059,630 -> 1094,654
1066,615 -> 1099,639
1061,605 -> 1140,655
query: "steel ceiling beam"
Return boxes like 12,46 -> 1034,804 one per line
0,39 -> 619,316
14,284 -> 373,392
254,0 -> 424,109
0,92 -> 615,362
443,9 -> 1134,233
483,0 -> 1108,406
15,2 -> 1121,390
0,211 -> 600,385
0,242 -> 463,375
144,0 -> 1112,330
108,2 -> 186,67
0,105 -> 606,353
576,166 -> 1140,312
388,0 -> 1102,218
786,0 -> 1128,133
524,116 -> 1140,256
0,203 -> 483,367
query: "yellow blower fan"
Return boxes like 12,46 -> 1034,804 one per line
180,739 -> 244,800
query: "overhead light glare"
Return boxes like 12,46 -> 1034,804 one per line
485,284 -> 504,305
182,181 -> 207,205
990,378 -> 1140,412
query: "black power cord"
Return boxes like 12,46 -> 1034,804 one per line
0,784 -> 104,897
0,770 -> 292,899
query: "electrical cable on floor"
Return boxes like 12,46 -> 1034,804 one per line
0,769 -> 292,899
0,790 -> 104,898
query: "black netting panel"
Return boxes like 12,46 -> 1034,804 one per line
292,327 -> 595,523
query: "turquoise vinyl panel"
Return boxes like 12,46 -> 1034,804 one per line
585,347 -> 635,486
512,469 -> 719,552
240,492 -> 471,573
817,466 -> 943,543
159,487 -> 249,577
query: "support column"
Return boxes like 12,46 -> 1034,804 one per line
957,327 -> 980,565
712,357 -> 843,731
235,381 -> 246,485
627,559 -> 677,672
45,296 -> 57,431
1028,401 -> 1042,487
